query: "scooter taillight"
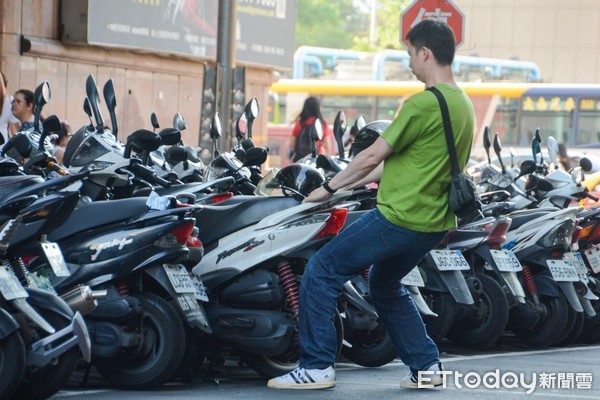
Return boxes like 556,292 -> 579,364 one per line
571,225 -> 583,244
484,219 -> 511,248
313,208 -> 348,240
196,192 -> 234,205
155,220 -> 196,248
186,227 -> 203,248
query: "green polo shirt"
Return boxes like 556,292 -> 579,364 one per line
377,84 -> 474,232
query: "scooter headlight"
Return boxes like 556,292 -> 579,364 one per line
538,219 -> 576,248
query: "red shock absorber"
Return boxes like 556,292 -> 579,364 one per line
521,265 -> 538,299
116,279 -> 129,297
276,261 -> 300,313
362,267 -> 371,282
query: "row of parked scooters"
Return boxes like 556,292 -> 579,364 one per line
2,74 -> 600,399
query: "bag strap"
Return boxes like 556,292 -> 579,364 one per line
426,86 -> 461,176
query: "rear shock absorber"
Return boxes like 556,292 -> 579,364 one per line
116,278 -> 129,297
362,267 -> 371,283
521,265 -> 540,305
276,260 -> 300,314
4,258 -> 29,286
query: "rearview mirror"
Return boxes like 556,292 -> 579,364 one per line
158,128 -> 181,146
546,136 -> 559,167
173,113 -> 187,131
124,129 -> 161,158
244,146 -> 268,167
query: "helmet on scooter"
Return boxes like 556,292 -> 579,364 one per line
275,164 -> 325,200
350,120 -> 391,157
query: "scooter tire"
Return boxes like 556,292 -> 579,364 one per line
421,291 -> 456,343
342,327 -> 397,368
242,311 -> 344,379
0,330 -> 25,400
446,274 -> 509,348
94,292 -> 185,389
11,310 -> 80,400
555,309 -> 584,347
511,279 -> 569,348
578,312 -> 600,344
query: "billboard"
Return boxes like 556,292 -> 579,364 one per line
85,0 -> 295,69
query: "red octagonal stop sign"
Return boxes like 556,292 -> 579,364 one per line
400,0 -> 465,48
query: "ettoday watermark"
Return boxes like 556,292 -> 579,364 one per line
418,369 -> 593,393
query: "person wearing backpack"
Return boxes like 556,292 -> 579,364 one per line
288,96 -> 334,162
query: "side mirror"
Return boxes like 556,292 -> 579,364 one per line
241,138 -> 255,150
518,160 -> 537,178
158,128 -> 181,146
13,134 -> 33,158
103,79 -> 119,137
83,98 -> 93,125
33,81 -> 51,133
85,74 -> 105,132
210,113 -> 222,140
124,129 -> 161,158
546,136 -> 559,167
483,126 -> 491,164
493,133 -> 506,174
150,113 -> 160,131
580,157 -> 593,173
210,113 -> 221,157
313,119 -> 324,141
235,112 -> 248,141
40,114 -> 62,151
165,146 -> 189,163
355,115 -> 367,131
173,113 -> 187,132
333,110 -> 346,157
244,98 -> 259,139
244,146 -> 268,167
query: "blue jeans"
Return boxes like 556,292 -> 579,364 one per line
299,208 -> 446,372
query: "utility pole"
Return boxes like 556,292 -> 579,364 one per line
216,0 -> 237,153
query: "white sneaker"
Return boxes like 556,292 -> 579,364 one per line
400,362 -> 445,389
267,366 -> 336,389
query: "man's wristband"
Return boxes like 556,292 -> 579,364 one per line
322,181 -> 337,194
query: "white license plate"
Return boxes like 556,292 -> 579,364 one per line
546,259 -> 579,282
584,244 -> 600,274
565,252 -> 588,275
401,267 -> 425,287
488,250 -> 522,272
0,266 -> 28,300
41,242 -> 70,277
163,264 -> 197,294
429,250 -> 470,271
192,275 -> 209,302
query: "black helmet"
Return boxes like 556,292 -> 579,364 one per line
276,164 -> 325,200
350,120 -> 391,157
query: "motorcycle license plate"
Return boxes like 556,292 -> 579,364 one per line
401,267 -> 425,287
192,275 -> 209,302
546,259 -> 579,282
163,264 -> 197,294
488,250 -> 522,272
41,242 -> 70,277
176,294 -> 209,326
0,266 -> 28,300
584,244 -> 600,274
564,252 -> 588,275
429,250 -> 470,271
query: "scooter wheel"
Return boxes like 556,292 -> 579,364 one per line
94,292 -> 185,388
0,329 -> 26,399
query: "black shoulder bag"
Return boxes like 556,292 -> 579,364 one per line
427,86 -> 482,223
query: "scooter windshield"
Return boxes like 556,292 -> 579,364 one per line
69,136 -> 111,167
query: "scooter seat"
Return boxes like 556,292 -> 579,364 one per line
48,198 -> 150,241
195,195 -> 300,245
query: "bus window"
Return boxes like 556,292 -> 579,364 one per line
519,95 -> 575,146
577,97 -> 600,146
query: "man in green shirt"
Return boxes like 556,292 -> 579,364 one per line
268,19 -> 474,390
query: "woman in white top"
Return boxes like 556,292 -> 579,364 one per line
0,72 -> 19,144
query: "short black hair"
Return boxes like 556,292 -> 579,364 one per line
405,19 -> 456,65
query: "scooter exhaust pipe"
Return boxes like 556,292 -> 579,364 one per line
61,285 -> 107,315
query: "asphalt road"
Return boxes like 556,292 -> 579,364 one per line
52,339 -> 600,400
